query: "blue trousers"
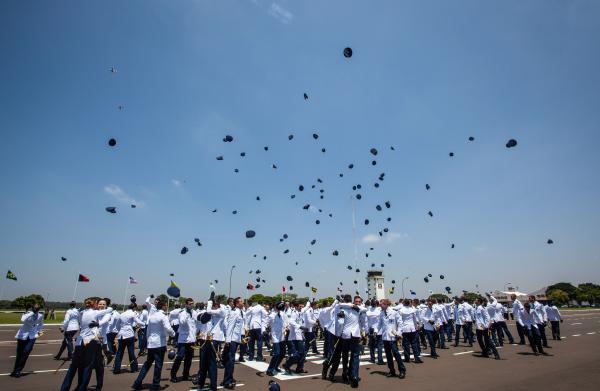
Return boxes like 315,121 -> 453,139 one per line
222,341 -> 238,386
284,340 -> 306,371
138,327 -> 147,352
445,319 -> 454,341
267,341 -> 284,374
425,329 -> 438,356
368,333 -> 383,362
476,328 -> 498,357
113,337 -> 138,373
526,326 -> 545,353
106,332 -> 117,355
12,337 -> 36,374
328,337 -> 361,381
60,340 -> 102,391
455,323 -> 474,345
56,330 -> 77,359
401,331 -> 420,361
248,329 -> 263,360
170,342 -> 193,379
197,341 -> 221,390
383,340 -> 405,374
133,346 -> 165,390
324,330 -> 335,359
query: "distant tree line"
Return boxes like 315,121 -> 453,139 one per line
545,282 -> 600,306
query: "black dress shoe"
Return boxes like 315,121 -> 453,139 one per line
350,378 -> 359,388
321,365 -> 329,379
386,372 -> 396,377
414,358 -> 424,364
224,384 -> 235,390
399,371 -> 406,379
170,377 -> 178,383
295,369 -> 308,374
327,374 -> 335,382
377,361 -> 385,365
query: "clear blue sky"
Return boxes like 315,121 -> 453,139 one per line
1,0 -> 599,303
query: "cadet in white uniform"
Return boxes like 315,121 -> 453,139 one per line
168,304 -> 181,346
325,295 -> 366,388
529,295 -> 549,348
474,298 -> 500,359
107,308 -> 121,355
132,296 -> 175,390
546,301 -> 563,340
421,299 -> 441,358
222,297 -> 245,389
137,304 -> 149,356
283,301 -> 310,374
378,299 -> 406,378
197,295 -> 227,391
365,300 -> 384,364
518,301 -> 547,355
397,299 -> 423,363
489,294 -> 514,345
11,302 -> 44,377
266,302 -> 289,376
113,300 -> 143,375
247,301 -> 269,361
511,294 -> 526,344
55,301 -> 80,360
170,297 -> 197,382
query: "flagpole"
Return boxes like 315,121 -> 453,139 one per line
72,272 -> 80,302
122,281 -> 129,312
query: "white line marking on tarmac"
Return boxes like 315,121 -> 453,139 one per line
190,383 -> 245,390
453,351 -> 474,355
572,334 -> 581,337
571,323 -> 582,325
0,369 -> 68,376
586,332 -> 596,335
8,353 -> 53,358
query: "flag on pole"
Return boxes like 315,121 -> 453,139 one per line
311,287 -> 318,294
410,290 -> 416,296
6,270 -> 17,281
78,274 -> 90,282
246,283 -> 255,290
128,276 -> 138,284
282,286 -> 286,293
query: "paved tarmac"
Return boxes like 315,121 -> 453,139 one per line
1,310 -> 599,391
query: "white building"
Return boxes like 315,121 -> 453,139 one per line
366,270 -> 385,300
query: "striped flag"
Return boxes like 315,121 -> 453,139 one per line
128,276 -> 138,284
78,274 -> 90,282
282,286 -> 286,293
311,287 -> 318,294
6,270 -> 17,281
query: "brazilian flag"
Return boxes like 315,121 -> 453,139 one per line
6,270 -> 17,281
311,287 -> 318,294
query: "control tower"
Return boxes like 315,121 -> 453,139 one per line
366,270 -> 385,300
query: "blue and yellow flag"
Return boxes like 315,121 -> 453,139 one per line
6,270 -> 17,281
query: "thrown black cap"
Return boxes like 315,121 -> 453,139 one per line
245,230 -> 256,238
303,93 -> 308,100
286,276 -> 293,281
180,247 -> 188,255
440,275 -> 445,279
424,277 -> 429,283
449,152 -> 454,157
61,256 -> 67,261
313,133 -> 319,139
547,239 -> 554,244
451,243 -> 455,249
288,134 -> 294,140
216,155 -> 224,160
506,139 -> 518,148
310,239 -> 316,245
376,205 -> 382,211
364,219 -> 369,225
332,250 -> 339,256
343,47 -> 353,58
385,201 -> 391,208
370,148 -> 378,156
468,136 -> 475,141
105,206 -> 117,214
428,211 -> 433,217
299,185 -> 304,191
108,138 -> 117,147
305,282 -> 310,287
264,146 -> 269,151
223,135 -> 233,142
348,164 -> 354,169
425,184 -> 430,190
240,152 -> 246,157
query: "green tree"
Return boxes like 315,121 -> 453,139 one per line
214,294 -> 228,304
12,294 -> 46,309
248,294 -> 274,305
317,297 -> 335,307
546,283 -> 578,300
577,283 -> 600,305
547,289 -> 569,306
461,292 -> 483,304
429,293 -> 450,302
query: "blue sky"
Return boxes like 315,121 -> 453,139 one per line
1,0 -> 599,303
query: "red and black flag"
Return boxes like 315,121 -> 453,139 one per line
78,274 -> 90,282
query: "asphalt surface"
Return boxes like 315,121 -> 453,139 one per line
1,310 -> 599,391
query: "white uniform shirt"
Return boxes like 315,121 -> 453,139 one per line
378,308 -> 400,341
98,311 -> 112,341
76,307 -> 113,346
453,303 -> 465,325
546,305 -> 562,322
225,307 -> 245,343
398,306 -> 419,333
15,311 -> 44,340
421,306 -> 440,331
177,308 -> 198,344
108,310 -> 120,334
512,299 -> 523,321
139,309 -> 149,327
169,309 -> 181,326
117,309 -> 143,340
146,310 -> 175,348
463,302 -> 474,322
62,308 -> 80,332
532,301 -> 547,324
267,311 -> 288,343
334,303 -> 366,339
302,305 -> 317,333
247,304 -> 268,330
518,308 -> 538,329
204,301 -> 227,342
475,305 -> 491,330
366,306 -> 382,335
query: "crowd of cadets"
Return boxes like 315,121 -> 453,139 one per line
10,293 -> 564,390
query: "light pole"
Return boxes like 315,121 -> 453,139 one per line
228,265 -> 236,298
401,277 -> 409,299
504,282 -> 511,291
